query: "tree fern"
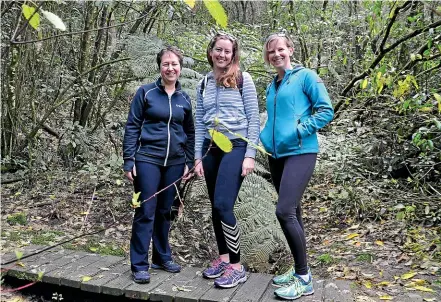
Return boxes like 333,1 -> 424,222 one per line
125,34 -> 202,98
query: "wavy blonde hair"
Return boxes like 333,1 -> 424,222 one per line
206,33 -> 240,88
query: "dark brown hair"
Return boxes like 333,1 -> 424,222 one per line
156,46 -> 184,70
206,33 -> 240,88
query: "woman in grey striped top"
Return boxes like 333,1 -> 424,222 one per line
194,32 -> 260,288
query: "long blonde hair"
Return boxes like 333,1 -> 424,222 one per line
206,33 -> 240,88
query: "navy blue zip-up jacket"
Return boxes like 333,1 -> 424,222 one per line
123,78 -> 195,172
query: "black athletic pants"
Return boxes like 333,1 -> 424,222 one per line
268,153 -> 317,275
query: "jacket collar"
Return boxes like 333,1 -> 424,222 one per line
271,65 -> 304,87
155,77 -> 182,92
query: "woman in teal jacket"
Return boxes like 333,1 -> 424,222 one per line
260,33 -> 334,300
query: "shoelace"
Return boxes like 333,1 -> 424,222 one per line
287,275 -> 305,287
211,258 -> 222,268
222,265 -> 235,277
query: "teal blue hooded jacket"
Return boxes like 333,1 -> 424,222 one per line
260,66 -> 334,158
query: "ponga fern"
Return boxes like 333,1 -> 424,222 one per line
236,172 -> 288,265
125,34 -> 202,99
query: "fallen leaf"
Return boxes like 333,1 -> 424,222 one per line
363,281 -> 372,289
17,261 -> 25,267
82,276 -> 92,282
15,250 -> 23,260
413,286 -> 434,293
411,279 -> 427,285
345,233 -> 359,240
89,247 -> 97,252
377,281 -> 392,287
375,240 -> 384,246
423,298 -> 436,301
80,212 -> 89,215
379,295 -> 393,300
401,272 -> 417,280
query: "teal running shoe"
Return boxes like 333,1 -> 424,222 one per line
274,274 -> 314,300
272,266 -> 296,286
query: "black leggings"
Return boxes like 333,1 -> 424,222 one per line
268,153 -> 317,275
202,139 -> 246,264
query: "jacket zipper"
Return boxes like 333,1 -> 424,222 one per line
273,84 -> 279,158
297,119 -> 302,148
164,94 -> 173,166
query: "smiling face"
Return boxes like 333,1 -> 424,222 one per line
266,37 -> 293,70
160,51 -> 181,85
209,38 -> 234,71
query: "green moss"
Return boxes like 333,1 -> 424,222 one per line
7,213 -> 27,226
317,253 -> 336,265
30,230 -> 64,245
356,253 -> 374,262
84,239 -> 125,256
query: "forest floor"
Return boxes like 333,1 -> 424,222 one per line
1,166 -> 440,301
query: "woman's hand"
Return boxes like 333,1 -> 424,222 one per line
182,165 -> 194,181
241,157 -> 255,177
125,165 -> 137,182
194,159 -> 204,177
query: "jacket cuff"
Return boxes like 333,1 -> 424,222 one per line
123,159 -> 135,172
195,151 -> 203,160
245,148 -> 256,159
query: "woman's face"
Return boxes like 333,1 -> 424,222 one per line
209,38 -> 234,70
160,51 -> 181,84
266,38 -> 293,70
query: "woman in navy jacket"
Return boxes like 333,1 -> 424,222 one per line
123,46 -> 195,284
260,33 -> 334,300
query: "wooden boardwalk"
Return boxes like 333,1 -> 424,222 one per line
0,245 -> 420,302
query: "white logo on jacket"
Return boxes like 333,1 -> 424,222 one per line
176,104 -> 183,108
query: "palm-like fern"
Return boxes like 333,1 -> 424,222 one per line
125,34 -> 202,100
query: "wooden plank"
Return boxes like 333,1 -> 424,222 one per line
259,279 -> 324,302
149,267 -> 201,302
174,272 -> 215,302
229,273 -> 272,302
1,245 -> 46,265
42,251 -> 90,285
60,254 -> 123,288
101,268 -> 134,296
200,282 -> 242,302
124,268 -> 173,300
323,280 -> 354,302
300,279 -> 325,302
7,248 -> 75,280
81,261 -> 131,293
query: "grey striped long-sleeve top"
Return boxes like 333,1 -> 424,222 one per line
194,71 -> 260,160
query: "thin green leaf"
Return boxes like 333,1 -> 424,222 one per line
184,0 -> 196,9
203,0 -> 228,28
208,129 -> 232,152
22,4 -> 40,30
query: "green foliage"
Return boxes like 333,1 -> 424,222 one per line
126,34 -> 203,100
7,212 -> 27,226
236,172 -> 287,265
22,4 -> 40,30
356,253 -> 374,262
202,0 -> 228,28
317,253 -> 336,265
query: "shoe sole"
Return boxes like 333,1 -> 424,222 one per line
150,263 -> 181,273
274,290 -> 314,300
215,276 -> 247,288
203,271 -> 224,279
133,278 -> 150,284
